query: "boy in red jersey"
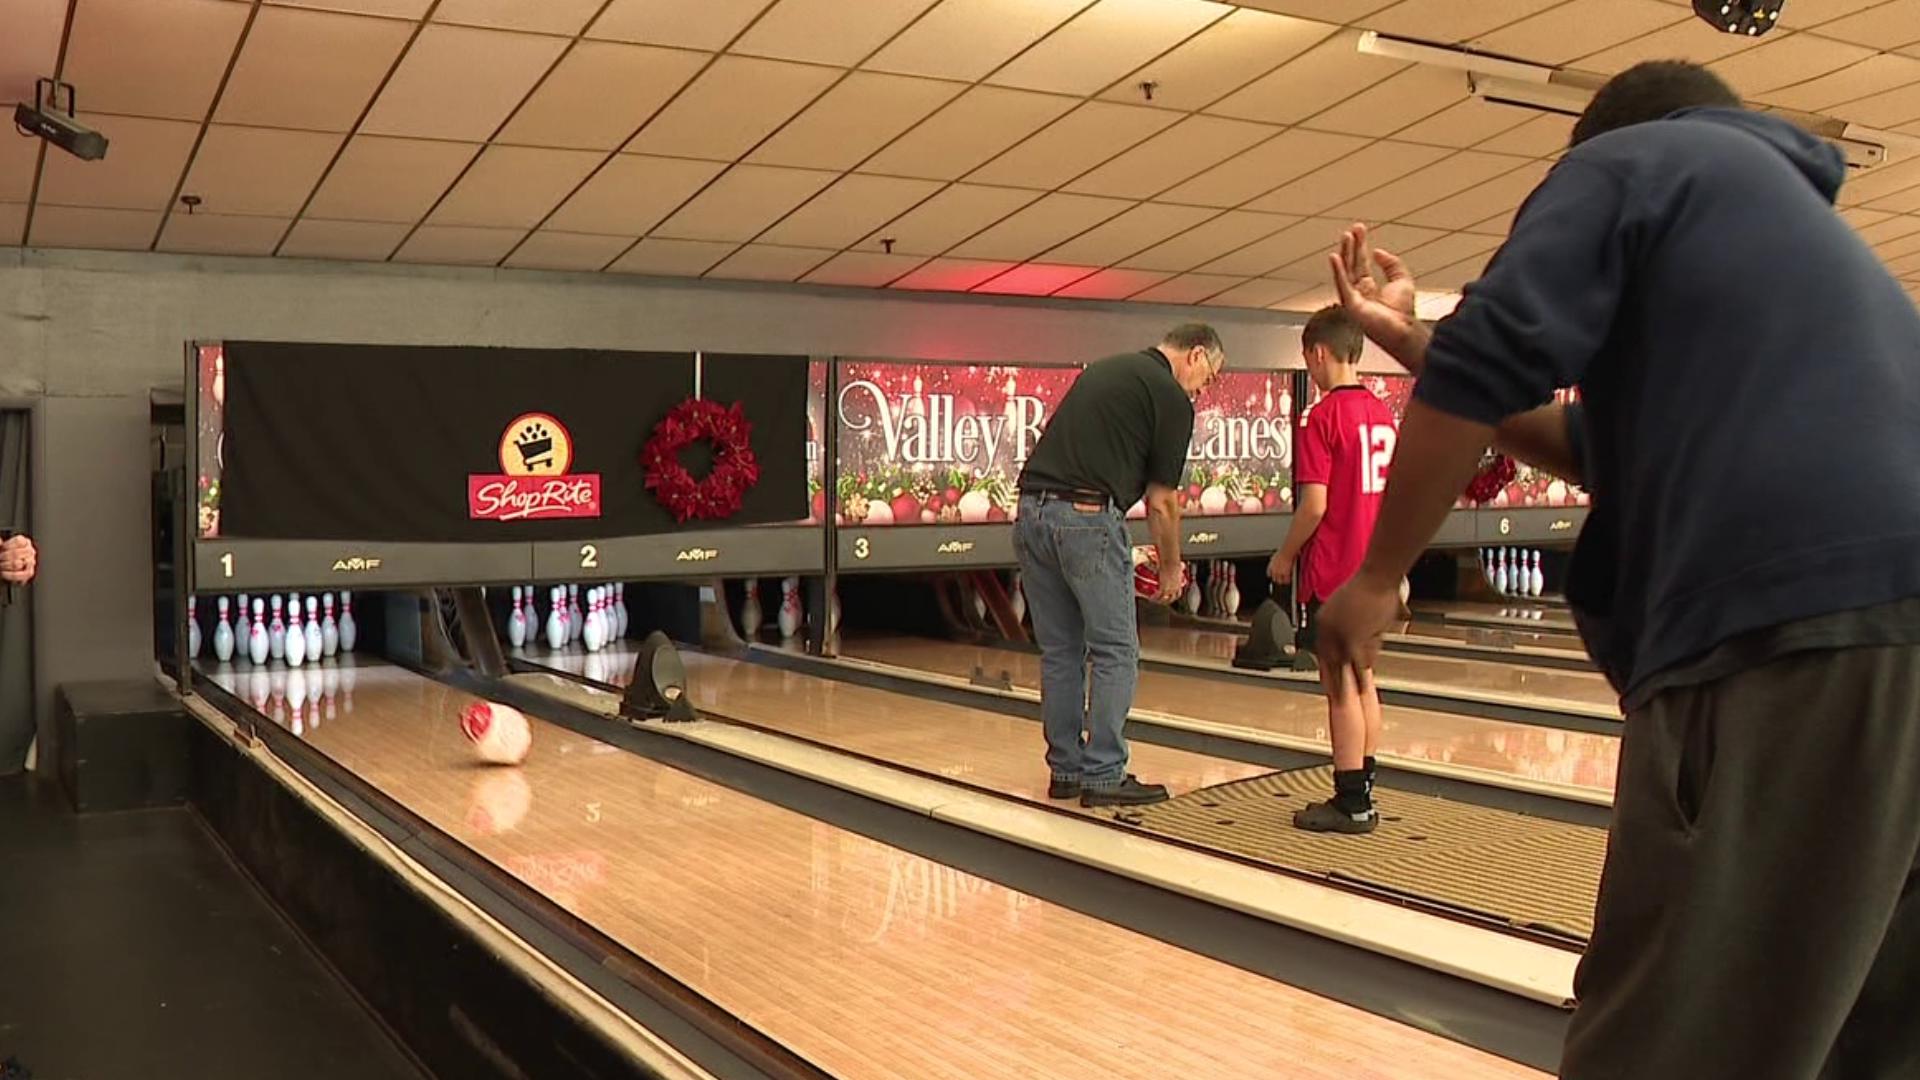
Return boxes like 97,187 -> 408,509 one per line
1268,305 -> 1397,834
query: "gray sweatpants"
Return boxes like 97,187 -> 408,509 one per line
1562,644 -> 1920,1079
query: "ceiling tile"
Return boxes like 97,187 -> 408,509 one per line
0,0 -> 66,110
157,212 -> 288,256
968,103 -> 1180,189
1264,226 -> 1418,280
265,0 -> 432,17
278,218 -> 410,260
735,0 -> 941,66
1836,155 -> 1920,206
624,56 -> 840,160
1131,272 -> 1243,304
434,0 -> 605,35
1816,2 -> 1920,49
63,0 -> 248,121
1051,266 -> 1176,299
305,136 -> 481,222
890,257 -> 1021,291
608,237 -> 736,276
1202,276 -> 1314,308
1398,230 -> 1503,276
539,155 -> 718,235
1100,8 -> 1337,113
973,263 -> 1099,294
1863,179 -> 1920,214
1474,1 -> 1686,67
0,204 -> 27,247
1414,290 -> 1462,319
497,43 -> 708,151
1351,222 -> 1447,257
502,230 -> 633,271
1331,150 -> 1531,221
428,146 -> 605,228
1841,206 -> 1894,230
1271,281 -> 1339,312
1304,64 -> 1470,138
37,115 -> 199,211
946,192 -> 1135,260
1420,250 -> 1497,290
27,206 -> 162,251
1196,216 -> 1346,276
1708,33 -> 1876,97
1361,0 -> 1563,42
803,251 -> 928,286
1393,97 -> 1535,148
215,7 -> 410,131
706,243 -> 835,281
361,25 -> 570,141
652,164 -> 838,242
750,72 -> 965,170
1244,139 -> 1453,216
861,87 -> 1078,180
1827,80 -> 1920,129
1857,213 -> 1920,246
1756,52 -> 1920,113
989,0 -> 1229,97
865,183 -> 1045,254
1794,0 -> 1893,29
0,135 -> 39,204
393,224 -> 526,265
178,127 -> 343,218
756,174 -> 944,248
1159,128 -> 1369,208
1464,207 -> 1521,237
1230,0 -> 1393,17
1400,158 -> 1552,230
1120,209 -> 1301,271
588,0 -> 774,50
1039,202 -> 1217,265
1474,112 -> 1574,156
1575,15 -> 1769,74
866,0 -> 1085,82
1207,29 -> 1405,126
1065,116 -> 1279,199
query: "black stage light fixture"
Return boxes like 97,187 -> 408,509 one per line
622,630 -> 696,723
12,78 -> 108,161
1694,0 -> 1784,37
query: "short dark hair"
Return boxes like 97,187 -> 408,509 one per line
1570,60 -> 1741,148
1163,323 -> 1222,356
1301,305 -> 1362,363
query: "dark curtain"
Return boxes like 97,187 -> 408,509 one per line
0,411 -> 30,773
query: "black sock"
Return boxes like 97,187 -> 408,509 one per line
1363,755 -> 1378,792
1332,769 -> 1373,816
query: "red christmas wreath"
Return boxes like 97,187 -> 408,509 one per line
641,399 -> 760,522
1463,450 -> 1517,505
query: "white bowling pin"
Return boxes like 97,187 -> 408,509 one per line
1009,572 -> 1026,624
303,595 -> 323,659
337,590 -> 357,653
248,598 -> 269,665
1531,551 -> 1546,598
545,586 -> 566,650
1495,549 -> 1510,595
507,586 -> 528,648
188,595 -> 202,659
213,597 -> 235,662
740,578 -> 763,637
236,595 -> 250,639
777,576 -> 802,637
1224,564 -> 1241,617
321,594 -> 339,657
568,585 -> 583,644
269,595 -> 286,660
285,596 -> 307,668
828,588 -> 841,638
1181,578 -> 1201,615
612,583 -> 628,639
584,588 -> 604,652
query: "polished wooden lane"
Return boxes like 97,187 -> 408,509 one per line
205,659 -> 1540,1079
830,636 -> 1619,798
1412,601 -> 1579,634
1137,625 -> 1618,713
1393,621 -> 1588,656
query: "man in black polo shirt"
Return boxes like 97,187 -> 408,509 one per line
1014,324 -> 1223,808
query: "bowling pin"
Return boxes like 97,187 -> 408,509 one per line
568,585 -> 583,644
1181,577 -> 1200,615
583,588 -> 604,652
612,583 -> 628,639
545,586 -> 566,650
187,595 -> 202,659
337,590 -> 357,653
740,578 -> 763,638
829,587 -> 842,638
507,586 -> 528,649
248,598 -> 269,665
213,597 -> 235,662
1495,549 -> 1509,595
236,595 -> 250,645
1224,564 -> 1241,617
321,594 -> 339,658
1009,572 -> 1025,625
777,576 -> 802,638
1531,551 -> 1546,598
285,596 -> 307,668
269,595 -> 286,660
303,595 -> 323,660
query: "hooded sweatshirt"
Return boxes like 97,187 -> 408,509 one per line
1413,107 -> 1920,706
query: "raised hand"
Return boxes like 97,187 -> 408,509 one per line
1329,223 -> 1429,372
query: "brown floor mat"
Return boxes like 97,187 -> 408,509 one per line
1116,766 -> 1605,941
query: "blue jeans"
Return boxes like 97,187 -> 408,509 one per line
1012,494 -> 1138,788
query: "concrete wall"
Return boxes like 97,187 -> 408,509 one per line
0,245 -> 1315,730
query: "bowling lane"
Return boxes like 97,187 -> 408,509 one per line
1389,622 -> 1590,660
1138,625 -> 1619,714
1412,600 -> 1579,634
831,635 -> 1618,798
200,658 -> 1540,1080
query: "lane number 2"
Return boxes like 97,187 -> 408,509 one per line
580,543 -> 598,569
1358,425 -> 1396,495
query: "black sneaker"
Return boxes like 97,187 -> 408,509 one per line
1047,777 -> 1082,800
1293,799 -> 1377,834
1290,648 -> 1319,673
1082,775 -> 1170,807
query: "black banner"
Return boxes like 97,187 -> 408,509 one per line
220,342 -> 807,542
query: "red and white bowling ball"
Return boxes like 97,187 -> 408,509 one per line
1131,546 -> 1192,600
461,700 -> 532,766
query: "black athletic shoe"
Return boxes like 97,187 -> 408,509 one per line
1048,777 -> 1082,800
1293,799 -> 1378,834
1290,648 -> 1319,673
1082,775 -> 1170,807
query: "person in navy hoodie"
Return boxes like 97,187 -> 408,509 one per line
1315,61 -> 1920,1078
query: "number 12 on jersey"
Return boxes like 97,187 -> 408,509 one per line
1358,424 -> 1396,495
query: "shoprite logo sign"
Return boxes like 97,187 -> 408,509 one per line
469,412 -> 602,522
